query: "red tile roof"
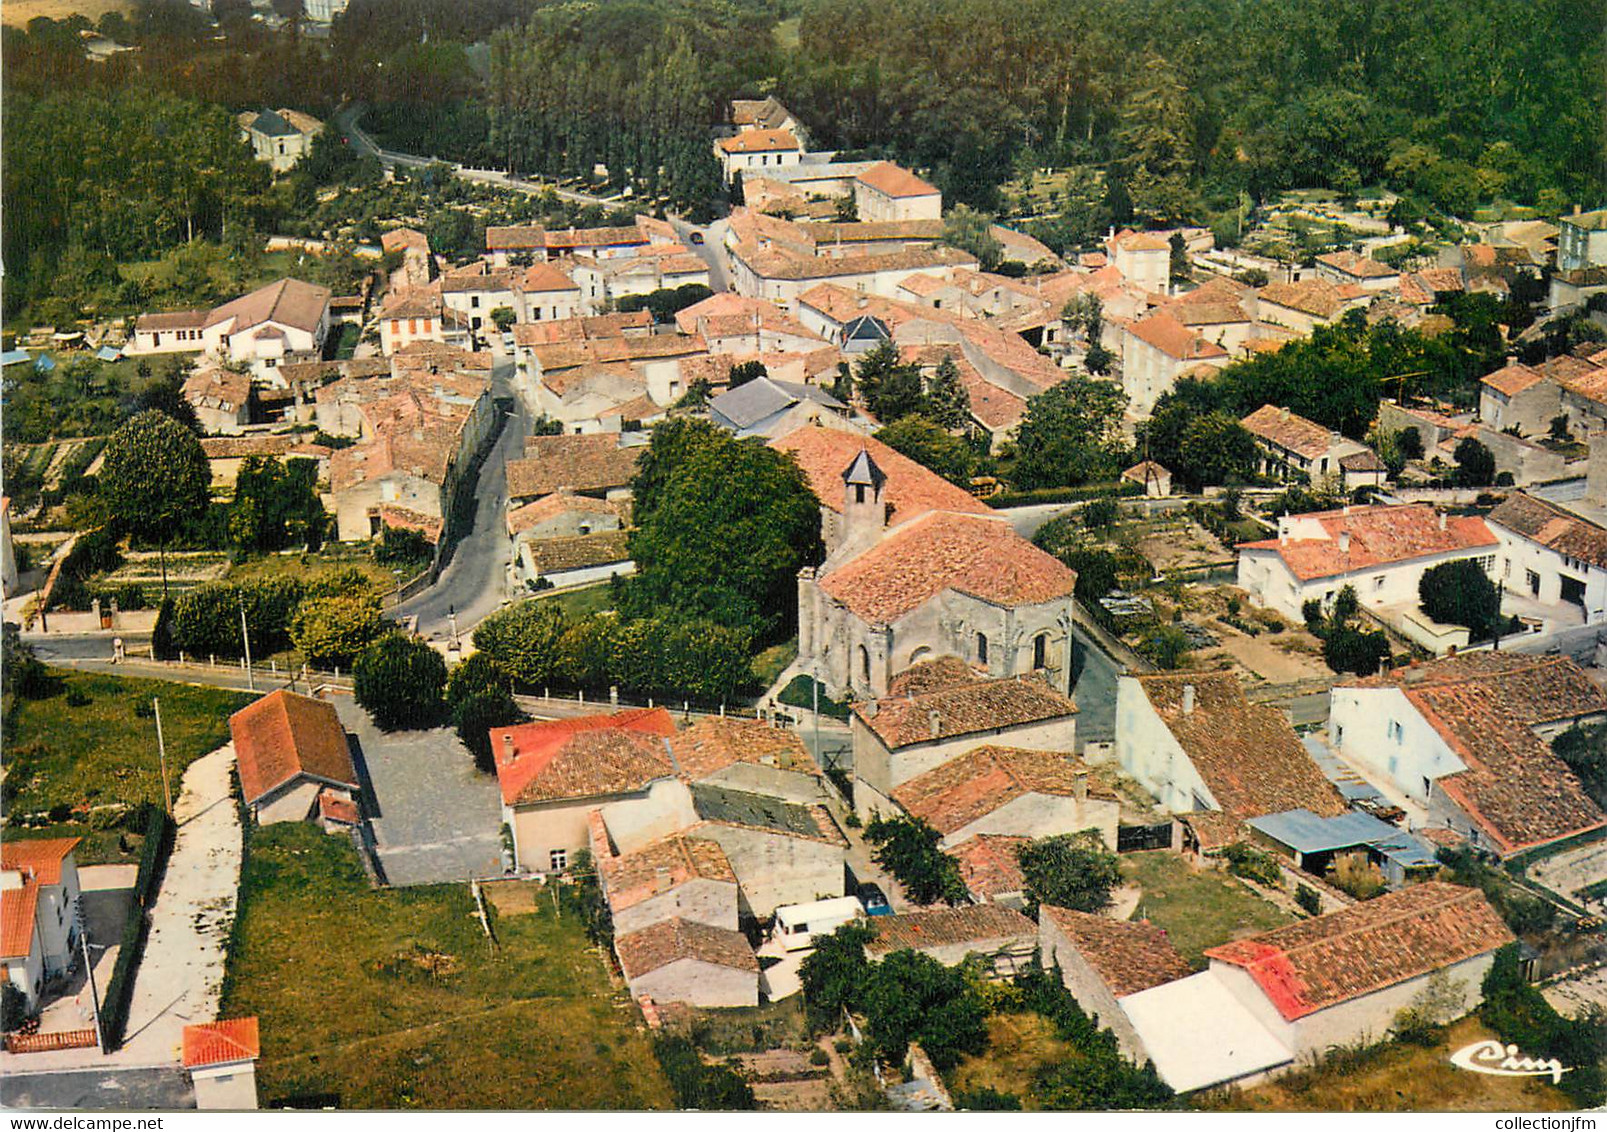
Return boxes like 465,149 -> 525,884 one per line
596,832 -> 737,913
229,690 -> 356,807
182,1018 -> 261,1068
1488,493 -> 1607,570
1133,672 -> 1346,824
505,433 -> 640,500
614,917 -> 758,978
892,746 -> 1104,835
490,708 -> 676,806
1238,504 -> 1497,582
521,262 -> 579,292
1127,312 -> 1229,361
1240,404 -> 1345,461
856,662 -> 1077,750
1481,363 -> 1546,397
856,162 -> 939,199
0,838 -> 81,886
770,425 -> 990,527
1205,883 -> 1513,1021
505,491 -> 623,537
717,128 -> 800,154
318,790 -> 360,825
668,717 -> 820,781
1040,905 -> 1193,997
205,278 -> 330,336
818,511 -> 1076,624
1315,250 -> 1398,280
865,904 -> 1035,955
0,886 -> 39,958
946,834 -> 1029,901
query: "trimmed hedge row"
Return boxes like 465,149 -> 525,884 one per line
988,481 -> 1143,510
98,803 -> 174,1049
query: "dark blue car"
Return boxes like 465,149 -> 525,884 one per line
857,882 -> 892,917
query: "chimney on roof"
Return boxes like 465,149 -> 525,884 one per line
863,700 -> 879,719
1181,684 -> 1195,715
501,733 -> 514,760
654,866 -> 672,894
928,709 -> 942,739
1439,511 -> 1448,531
1338,530 -> 1351,556
1278,516 -> 1290,546
1073,767 -> 1089,804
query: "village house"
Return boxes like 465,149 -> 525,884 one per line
483,218 -> 673,266
728,240 -> 979,313
614,917 -> 760,1008
890,745 -> 1118,850
1107,231 -> 1171,292
200,434 -> 330,491
708,376 -> 851,438
689,784 -> 847,919
380,227 -> 432,288
1037,905 -> 1194,1062
590,819 -> 740,937
668,717 -> 825,804
533,362 -> 652,435
1254,278 -> 1369,336
1558,208 -> 1607,272
1,838 -> 84,1011
945,834 -> 1031,907
504,432 -> 641,505
438,263 -> 520,344
1487,490 -> 1607,623
506,491 -> 624,545
376,287 -> 473,356
130,310 -> 211,356
1313,250 -> 1400,292
238,108 -> 322,173
182,367 -> 254,434
731,96 -> 803,138
675,293 -> 832,355
1117,311 -> 1230,417
1328,654 -> 1607,857
1235,504 -> 1499,624
852,657 -> 1079,820
1479,361 -> 1564,435
1152,279 -> 1255,355
715,128 -> 804,184
514,530 -> 633,591
518,262 -> 583,324
568,251 -> 711,312
491,708 -> 686,875
865,904 -> 1037,978
1240,404 -> 1387,491
853,163 -> 943,223
229,690 -> 360,825
519,332 -> 706,409
1122,460 -> 1172,498
182,1018 -> 262,1111
130,278 -> 331,378
778,428 -> 1079,704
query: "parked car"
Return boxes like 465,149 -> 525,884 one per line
772,896 -> 865,950
688,231 -> 705,245
856,882 -> 892,917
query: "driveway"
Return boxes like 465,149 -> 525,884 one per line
334,698 -> 503,886
671,217 -> 730,293
392,391 -> 524,641
0,1066 -> 194,1110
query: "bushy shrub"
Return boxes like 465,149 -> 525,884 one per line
653,1037 -> 755,1110
353,634 -> 446,731
1218,843 -> 1283,888
452,689 -> 524,773
289,593 -> 384,669
1294,884 -> 1322,915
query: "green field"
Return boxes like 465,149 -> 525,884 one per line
4,669 -> 254,862
1123,851 -> 1295,967
534,581 -> 618,621
221,825 -> 674,1110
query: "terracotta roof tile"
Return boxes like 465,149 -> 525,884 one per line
317,790 -> 360,825
506,434 -> 640,500
528,530 -> 631,574
1489,493 -> 1607,569
1238,504 -> 1498,581
1316,250 -> 1398,280
770,425 -> 989,526
1205,882 -> 1513,1020
1240,404 -> 1345,460
717,128 -> 800,154
1481,363 -> 1547,397
229,690 -> 356,806
866,904 -> 1035,954
892,746 -> 1104,835
506,491 -> 623,537
946,834 -> 1029,900
668,718 -> 820,781
1258,278 -> 1354,320
856,162 -> 939,199
0,838 -> 81,886
0,885 -> 39,958
205,278 -> 330,336
513,311 -> 654,346
490,708 -> 676,806
596,832 -> 736,913
1127,312 -> 1229,361
182,1018 -> 261,1069
615,918 -> 757,978
1041,905 -> 1193,996
818,511 -> 1076,624
857,663 -> 1077,750
1134,672 -> 1346,823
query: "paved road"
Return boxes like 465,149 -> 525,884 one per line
670,216 -> 730,293
1070,625 -> 1120,745
0,1066 -> 194,1110
392,391 -> 526,641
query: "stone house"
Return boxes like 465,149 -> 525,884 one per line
182,1018 -> 261,1111
1239,404 -> 1387,492
852,658 -> 1079,819
945,835 -> 1031,907
865,905 -> 1037,978
238,109 -> 322,173
615,918 -> 759,1008
853,163 -> 943,223
1117,311 -> 1229,418
689,784 -> 847,919
590,819 -> 740,937
229,690 -> 360,825
181,368 -> 254,434
504,433 -> 640,505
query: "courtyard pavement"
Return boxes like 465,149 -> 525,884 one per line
333,696 -> 504,886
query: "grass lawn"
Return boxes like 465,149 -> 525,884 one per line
1200,1017 -> 1573,1112
949,1012 -> 1074,1107
220,825 -> 674,1110
534,582 -> 617,621
226,548 -> 403,596
751,637 -> 798,690
1123,851 -> 1295,967
4,669 -> 254,863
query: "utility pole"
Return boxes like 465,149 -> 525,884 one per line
76,901 -> 105,1054
239,597 -> 255,692
154,698 -> 173,817
448,604 -> 460,652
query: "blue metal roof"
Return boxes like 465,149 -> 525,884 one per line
1246,808 -> 1402,854
1,349 -> 31,367
96,345 -> 122,362
33,353 -> 55,373
1371,833 -> 1441,870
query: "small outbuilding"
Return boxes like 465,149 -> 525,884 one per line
229,689 -> 359,825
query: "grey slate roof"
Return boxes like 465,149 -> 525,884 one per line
691,783 -> 824,839
249,110 -> 297,137
708,376 -> 845,431
1245,807 -> 1400,854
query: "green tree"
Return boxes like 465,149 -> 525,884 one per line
1453,436 -> 1496,487
1551,724 -> 1607,810
471,600 -> 570,690
875,415 -> 975,485
489,305 -> 517,333
1017,830 -> 1120,913
1115,53 -> 1199,225
1011,376 -> 1127,489
445,651 -> 511,705
1176,413 -> 1260,488
941,204 -> 1003,271
863,814 -> 968,905
99,410 -> 210,596
727,359 -> 767,389
858,950 -> 990,1070
924,354 -> 971,429
798,922 -> 874,1031
452,688 -> 524,773
353,633 -> 447,731
1418,559 -> 1503,641
289,592 -> 384,669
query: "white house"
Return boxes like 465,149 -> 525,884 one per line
1488,491 -> 1607,622
591,823 -> 740,938
1327,653 -> 1607,857
1313,250 -> 1400,293
614,918 -> 759,1008
853,163 -> 943,223
1235,504 -> 1499,624
229,690 -> 360,826
0,838 -> 84,1010
715,128 -> 803,185
1118,312 -> 1229,418
1239,404 -> 1387,492
238,109 -> 322,174
182,1018 -> 261,1111
1559,209 -> 1607,272
1108,231 -> 1170,292
201,278 -> 332,376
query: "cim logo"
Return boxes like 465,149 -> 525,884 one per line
1448,1039 -> 1571,1084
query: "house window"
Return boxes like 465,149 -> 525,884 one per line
1373,575 -> 1386,590
472,296 -> 481,308
408,319 -> 417,335
854,484 -> 867,504
1527,569 -> 1541,595
549,849 -> 568,871
976,633 -> 989,665
1477,555 -> 1495,572
1387,720 -> 1403,743
1033,633 -> 1049,669
859,645 -> 871,684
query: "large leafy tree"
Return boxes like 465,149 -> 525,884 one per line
924,354 -> 972,430
625,426 -> 822,642
857,950 -> 991,1070
863,814 -> 968,906
1418,559 -> 1502,641
470,600 -> 570,690
98,410 -> 210,596
353,633 -> 447,731
875,415 -> 976,486
1011,376 -> 1127,490
1017,831 -> 1120,914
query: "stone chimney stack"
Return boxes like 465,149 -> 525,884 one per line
1073,767 -> 1089,803
1439,510 -> 1448,531
1181,684 -> 1195,715
501,733 -> 514,760
928,710 -> 942,740
1338,530 -> 1351,556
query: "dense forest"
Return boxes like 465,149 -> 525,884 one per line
1,0 -> 1601,321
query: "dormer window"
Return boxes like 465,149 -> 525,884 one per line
855,484 -> 867,505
